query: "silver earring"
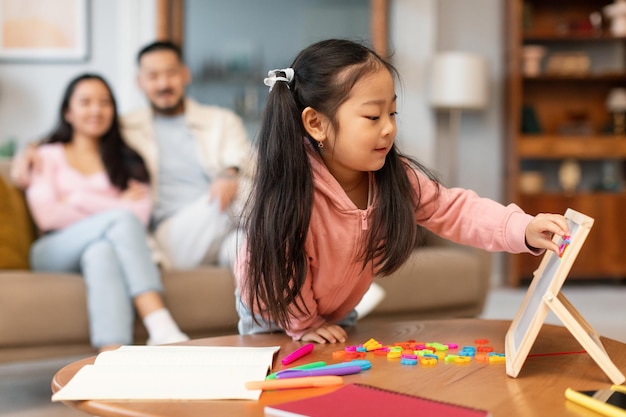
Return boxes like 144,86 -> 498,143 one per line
318,141 -> 324,149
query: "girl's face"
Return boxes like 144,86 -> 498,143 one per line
64,79 -> 114,140
321,68 -> 397,180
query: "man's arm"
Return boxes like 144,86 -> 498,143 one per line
210,167 -> 240,212
218,110 -> 252,170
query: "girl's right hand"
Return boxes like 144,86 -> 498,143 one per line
121,180 -> 147,201
300,324 -> 347,344
525,213 -> 569,254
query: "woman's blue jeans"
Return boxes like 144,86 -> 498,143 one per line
30,209 -> 162,348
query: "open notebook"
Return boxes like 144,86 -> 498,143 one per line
52,345 -> 280,401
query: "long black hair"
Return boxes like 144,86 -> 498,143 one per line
244,39 -> 439,330
44,73 -> 149,190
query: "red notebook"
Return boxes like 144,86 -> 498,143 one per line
264,383 -> 492,417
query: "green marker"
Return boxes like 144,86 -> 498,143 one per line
266,361 -> 327,379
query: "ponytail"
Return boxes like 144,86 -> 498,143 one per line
244,71 -> 314,330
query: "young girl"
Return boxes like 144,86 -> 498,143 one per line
235,39 -> 569,344
26,73 -> 188,351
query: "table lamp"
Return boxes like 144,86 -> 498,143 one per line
430,52 -> 488,184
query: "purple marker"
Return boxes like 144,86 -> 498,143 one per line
276,365 -> 363,379
281,343 -> 314,365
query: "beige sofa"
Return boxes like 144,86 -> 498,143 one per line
0,159 -> 492,363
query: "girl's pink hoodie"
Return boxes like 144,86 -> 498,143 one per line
237,147 -> 537,340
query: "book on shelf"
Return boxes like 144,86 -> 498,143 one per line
52,345 -> 280,401
264,383 -> 491,417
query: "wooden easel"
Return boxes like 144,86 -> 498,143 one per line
505,208 -> 625,385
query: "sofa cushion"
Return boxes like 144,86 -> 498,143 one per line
0,175 -> 34,269
372,246 -> 490,318
0,267 -> 239,348
0,271 -> 89,347
160,267 -> 239,334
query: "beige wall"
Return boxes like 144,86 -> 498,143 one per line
0,0 -> 155,151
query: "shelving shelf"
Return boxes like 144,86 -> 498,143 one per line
505,0 -> 626,286
523,74 -> 626,81
518,136 -> 626,158
523,32 -> 626,41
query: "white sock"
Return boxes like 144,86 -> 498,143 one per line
143,308 -> 189,345
355,282 -> 386,320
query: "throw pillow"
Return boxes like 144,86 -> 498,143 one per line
0,175 -> 34,269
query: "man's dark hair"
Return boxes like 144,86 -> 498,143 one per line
137,40 -> 183,64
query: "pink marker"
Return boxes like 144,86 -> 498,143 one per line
281,343 -> 314,365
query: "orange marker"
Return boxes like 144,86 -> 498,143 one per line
245,376 -> 343,391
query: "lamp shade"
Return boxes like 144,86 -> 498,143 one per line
430,52 -> 488,110
606,87 -> 626,112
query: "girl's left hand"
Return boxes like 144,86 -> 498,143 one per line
300,324 -> 347,344
525,213 -> 570,254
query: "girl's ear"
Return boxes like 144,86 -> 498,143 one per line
301,106 -> 328,145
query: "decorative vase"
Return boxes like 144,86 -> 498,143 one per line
522,45 -> 546,76
558,159 -> 582,193
604,0 -> 626,36
519,171 -> 544,194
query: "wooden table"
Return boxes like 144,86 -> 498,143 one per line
52,318 -> 626,416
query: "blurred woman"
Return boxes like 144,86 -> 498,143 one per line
26,73 -> 188,351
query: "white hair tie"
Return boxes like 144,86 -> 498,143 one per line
264,68 -> 294,92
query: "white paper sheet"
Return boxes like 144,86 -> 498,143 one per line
52,345 -> 280,401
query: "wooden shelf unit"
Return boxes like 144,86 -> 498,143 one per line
505,0 -> 626,286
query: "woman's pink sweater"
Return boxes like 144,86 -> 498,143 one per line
26,143 -> 151,232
